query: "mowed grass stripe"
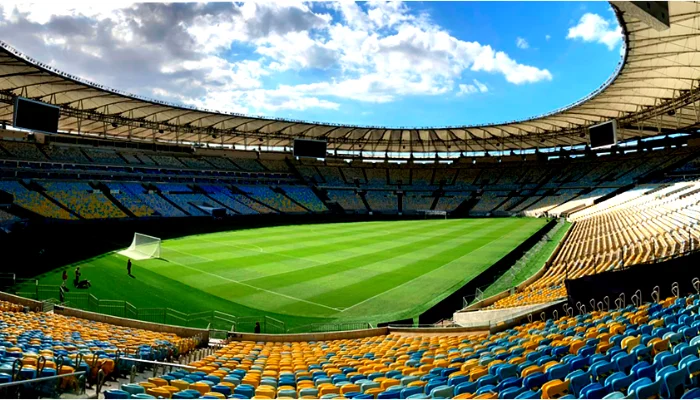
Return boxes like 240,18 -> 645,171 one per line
243,220 -> 491,291
170,219 -> 422,250
264,220 -> 512,302
166,219 -> 450,257
302,219 -> 524,308
151,220 -> 473,310
336,219 -> 546,317
162,219 -> 461,279
150,221 -> 486,316
31,218 -> 552,328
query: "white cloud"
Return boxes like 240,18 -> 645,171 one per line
545,34 -> 551,41
457,79 -> 488,97
515,37 -> 529,49
0,1 -> 553,115
567,13 -> 622,50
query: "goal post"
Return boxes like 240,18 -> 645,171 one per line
420,210 -> 447,219
118,233 -> 161,260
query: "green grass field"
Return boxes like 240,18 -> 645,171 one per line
23,218 -> 547,329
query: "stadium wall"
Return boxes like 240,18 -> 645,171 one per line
0,290 -> 208,339
565,250 -> 700,307
227,327 -> 388,342
417,218 -> 557,323
54,304 -> 209,339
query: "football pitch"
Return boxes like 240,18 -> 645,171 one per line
27,218 -> 547,328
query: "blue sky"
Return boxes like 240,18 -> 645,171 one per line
0,1 -> 623,127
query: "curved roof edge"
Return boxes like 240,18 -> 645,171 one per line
0,2 -> 697,153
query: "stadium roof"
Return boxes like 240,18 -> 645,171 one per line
0,2 -> 699,154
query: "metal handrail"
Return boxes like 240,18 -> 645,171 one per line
119,357 -> 197,371
0,371 -> 85,388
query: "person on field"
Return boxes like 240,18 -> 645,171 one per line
74,267 -> 81,287
62,270 -> 68,287
254,322 -> 261,334
127,259 -> 132,277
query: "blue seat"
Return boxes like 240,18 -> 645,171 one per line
429,385 -> 454,399
104,389 -> 130,399
121,384 -> 145,395
211,385 -> 232,397
233,384 -> 255,399
454,381 -> 477,396
378,391 -> 401,399
579,382 -> 607,399
172,392 -> 196,399
635,378 -> 661,399
605,372 -> 634,393
515,389 -> 542,399
591,361 -> 615,382
547,364 -> 570,381
522,372 -> 547,391
499,386 -> 527,399
567,370 -> 591,398
602,392 -> 625,399
658,367 -> 685,399
476,374 -> 497,388
682,388 -> 700,399
447,375 -> 469,387
400,387 -> 423,399
424,379 -> 447,396
612,353 -> 635,375
495,377 -> 521,392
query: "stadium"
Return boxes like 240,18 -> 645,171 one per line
0,0 -> 699,399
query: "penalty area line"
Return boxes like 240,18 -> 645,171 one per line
165,259 -> 343,312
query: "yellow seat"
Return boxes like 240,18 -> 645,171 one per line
341,384 -> 361,394
542,379 -> 569,399
146,387 -> 172,398
203,393 -> 226,399
148,377 -> 168,387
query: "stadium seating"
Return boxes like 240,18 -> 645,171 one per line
116,183 -> 186,218
365,191 -> 398,212
42,145 -> 90,164
199,185 -> 259,215
83,148 -> 127,165
41,181 -> 126,219
281,186 -> 327,212
162,291 -> 700,399
106,183 -> 157,217
0,209 -> 19,223
327,190 -> 366,212
403,193 -> 436,212
237,186 -> 306,213
435,192 -> 471,212
471,191 -> 509,214
493,181 -> 700,309
0,141 -> 47,161
0,304 -> 197,391
0,180 -> 76,219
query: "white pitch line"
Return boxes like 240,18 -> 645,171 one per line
340,229 -> 516,313
165,258 -> 343,312
192,237 -> 322,265
163,246 -> 214,262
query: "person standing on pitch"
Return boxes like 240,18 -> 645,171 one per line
127,259 -> 132,277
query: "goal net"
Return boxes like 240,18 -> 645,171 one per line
118,233 -> 161,260
420,210 -> 447,219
